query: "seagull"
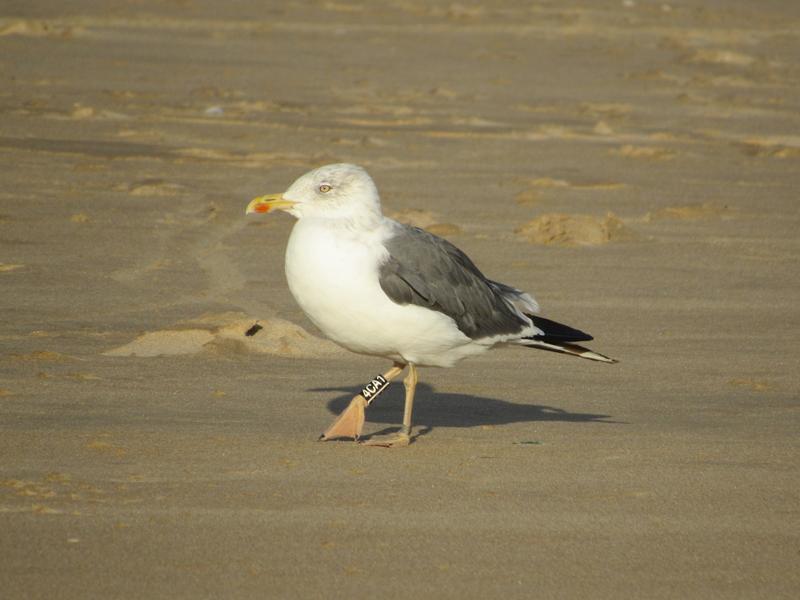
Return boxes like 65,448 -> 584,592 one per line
246,163 -> 616,447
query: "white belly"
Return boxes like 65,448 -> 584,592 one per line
284,219 -> 480,367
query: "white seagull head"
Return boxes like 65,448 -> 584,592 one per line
247,163 -> 382,223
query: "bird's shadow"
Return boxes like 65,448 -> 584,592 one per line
309,382 -> 619,439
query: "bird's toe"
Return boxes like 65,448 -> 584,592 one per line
360,431 -> 411,448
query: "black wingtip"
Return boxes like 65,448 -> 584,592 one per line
528,315 -> 594,343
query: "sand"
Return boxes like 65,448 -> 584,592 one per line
1,1 -> 799,597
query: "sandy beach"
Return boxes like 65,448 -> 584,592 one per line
1,1 -> 799,597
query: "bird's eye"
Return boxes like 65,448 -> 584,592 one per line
318,183 -> 332,193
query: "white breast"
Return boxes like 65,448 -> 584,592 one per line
284,218 -> 479,367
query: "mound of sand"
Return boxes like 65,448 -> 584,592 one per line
0,19 -> 80,38
103,330 -> 215,358
516,213 -> 634,246
209,313 -> 340,358
126,179 -> 186,197
687,49 -> 757,67
739,137 -> 800,159
614,145 -> 675,160
104,312 -> 340,358
388,208 -> 462,236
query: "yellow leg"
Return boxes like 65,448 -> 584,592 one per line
362,364 -> 417,448
401,363 -> 417,436
319,363 -> 405,442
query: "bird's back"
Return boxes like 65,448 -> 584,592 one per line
378,222 -> 538,341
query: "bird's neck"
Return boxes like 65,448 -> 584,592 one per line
308,207 -> 386,234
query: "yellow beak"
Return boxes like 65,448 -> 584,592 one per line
245,193 -> 297,215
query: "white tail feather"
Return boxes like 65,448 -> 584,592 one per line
520,339 -> 617,363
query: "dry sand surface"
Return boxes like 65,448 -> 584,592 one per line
2,1 -> 799,598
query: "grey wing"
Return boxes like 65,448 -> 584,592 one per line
378,224 -> 531,340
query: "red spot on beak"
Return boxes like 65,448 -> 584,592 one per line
254,203 -> 270,214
